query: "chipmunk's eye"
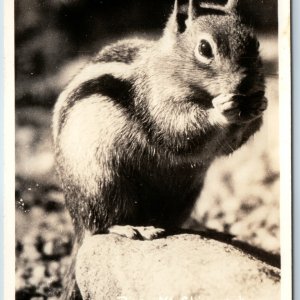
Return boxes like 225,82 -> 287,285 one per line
198,40 -> 213,59
194,35 -> 215,64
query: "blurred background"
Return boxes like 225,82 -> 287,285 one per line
15,0 -> 279,299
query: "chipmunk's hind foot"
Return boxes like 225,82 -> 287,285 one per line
107,225 -> 165,240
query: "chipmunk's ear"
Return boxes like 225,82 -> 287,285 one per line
165,0 -> 200,35
198,0 -> 238,15
186,0 -> 200,28
224,0 -> 238,13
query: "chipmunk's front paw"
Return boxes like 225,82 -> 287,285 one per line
211,93 -> 267,124
107,225 -> 165,240
212,94 -> 240,124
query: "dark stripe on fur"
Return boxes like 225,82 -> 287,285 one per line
93,45 -> 140,64
58,74 -> 134,134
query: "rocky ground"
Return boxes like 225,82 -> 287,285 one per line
15,37 -> 280,299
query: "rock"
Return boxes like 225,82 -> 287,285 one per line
76,233 -> 280,300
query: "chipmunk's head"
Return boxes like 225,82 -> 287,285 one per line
162,0 -> 265,100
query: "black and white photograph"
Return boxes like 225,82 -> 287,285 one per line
9,0 -> 291,299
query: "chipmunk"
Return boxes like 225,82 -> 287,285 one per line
53,0 -> 267,298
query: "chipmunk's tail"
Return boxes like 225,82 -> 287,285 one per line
60,230 -> 84,300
